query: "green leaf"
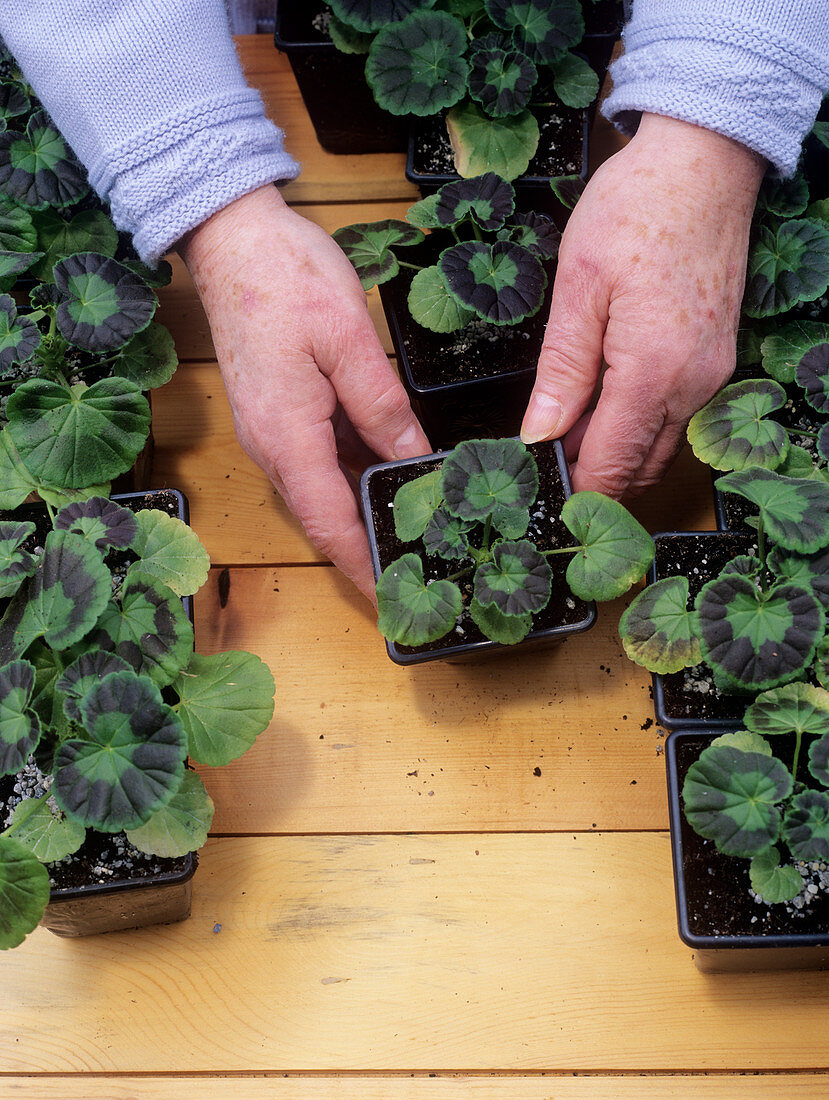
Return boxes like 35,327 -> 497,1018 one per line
474,538 -> 551,614
0,82 -> 30,124
561,491 -> 654,601
6,795 -> 85,863
696,575 -> 824,690
328,12 -> 374,52
550,51 -> 599,109
0,430 -> 33,512
0,835 -> 50,950
756,174 -> 810,218
709,730 -> 772,755
0,660 -> 41,776
484,0 -> 584,65
173,650 -> 276,767
408,265 -> 475,333
333,219 -> 423,291
438,240 -> 546,324
0,200 -> 36,252
619,576 -> 700,673
770,546 -> 829,610
126,769 -> 214,858
53,669 -> 186,831
782,790 -> 829,861
0,294 -> 40,375
447,101 -> 539,180
328,0 -> 436,33
490,504 -> 530,539
795,340 -> 829,414
682,744 -> 793,857
469,597 -> 531,643
468,40 -> 538,118
749,846 -> 803,905
6,377 -> 151,488
686,378 -> 788,471
392,468 -> 443,541
0,520 -> 36,600
366,10 -> 469,116
56,650 -> 134,724
714,468 -> 829,554
744,682 -> 829,739
53,252 -> 157,352
760,320 -> 829,384
54,495 -> 138,551
0,110 -> 88,210
422,507 -> 471,559
376,552 -> 462,645
127,509 -> 209,597
110,322 -> 178,390
0,250 -> 42,292
808,732 -> 829,786
440,437 -> 538,521
434,172 -> 516,231
744,219 -> 829,318
30,208 -> 119,283
548,174 -> 585,209
406,193 -> 442,229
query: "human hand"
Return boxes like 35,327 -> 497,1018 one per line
521,113 -> 766,497
178,185 -> 430,600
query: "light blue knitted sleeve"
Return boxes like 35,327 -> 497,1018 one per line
0,0 -> 300,263
603,0 -> 829,176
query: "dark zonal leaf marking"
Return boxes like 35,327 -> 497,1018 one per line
0,660 -> 41,776
0,294 -> 40,375
469,598 -> 532,644
549,174 -> 585,209
0,520 -> 36,600
744,682 -> 829,740
52,670 -> 186,832
744,219 -> 829,318
769,547 -> 829,610
392,469 -> 443,542
30,207 -> 119,284
795,341 -> 829,413
0,82 -> 30,123
439,240 -> 546,325
54,495 -> 139,551
682,745 -> 793,857
756,174 -> 810,218
408,265 -> 475,333
328,0 -> 436,33
714,468 -> 829,554
56,651 -> 134,724
809,732 -> 829,787
468,42 -> 537,118
366,10 -> 469,117
0,834 -> 51,950
434,173 -> 516,232
332,220 -> 423,291
696,575 -> 824,690
53,252 -> 157,352
761,320 -> 829,384
0,110 -> 88,210
376,553 -> 463,645
783,790 -> 829,861
618,575 -> 701,674
126,769 -> 214,858
499,211 -> 561,260
561,491 -> 655,602
440,437 -> 538,521
0,251 -> 42,294
749,846 -> 804,905
474,538 -> 551,615
422,507 -> 472,560
484,0 -> 584,65
820,424 -> 829,464
686,378 -> 788,471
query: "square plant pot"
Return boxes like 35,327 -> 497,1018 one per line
667,729 -> 829,972
360,438 -> 596,665
274,0 -> 408,154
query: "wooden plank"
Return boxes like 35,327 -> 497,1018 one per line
4,1075 -> 828,1098
4,835 -> 829,1072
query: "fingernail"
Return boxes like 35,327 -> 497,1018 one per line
392,422 -> 420,459
520,393 -> 563,445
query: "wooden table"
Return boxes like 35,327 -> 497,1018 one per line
2,37 -> 828,1098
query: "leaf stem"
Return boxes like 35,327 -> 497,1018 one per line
445,565 -> 474,584
542,545 -> 579,557
791,730 -> 803,786
396,261 -> 425,272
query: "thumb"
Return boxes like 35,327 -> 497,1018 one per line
521,251 -> 608,445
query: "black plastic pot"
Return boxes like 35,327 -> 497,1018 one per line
667,729 -> 829,972
360,438 -> 596,665
581,0 -> 625,82
274,0 -> 408,154
649,531 -> 754,730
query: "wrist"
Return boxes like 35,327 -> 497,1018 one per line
177,184 -> 289,270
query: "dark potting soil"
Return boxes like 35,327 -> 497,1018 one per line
365,440 -> 592,657
653,532 -> 755,724
674,734 -> 829,937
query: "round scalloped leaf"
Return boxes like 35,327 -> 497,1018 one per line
775,444 -> 822,480
333,220 -> 423,290
54,496 -> 138,551
549,174 -> 585,209
499,211 -> 560,260
709,730 -> 772,755
422,507 -> 472,560
435,173 -> 516,232
561,491 -> 655,602
696,575 -> 824,690
56,650 -> 134,724
470,597 -> 532,644
376,553 -> 463,645
439,240 -> 546,324
820,424 -> 829,463
447,101 -> 538,180
0,660 -> 40,776
440,437 -> 538,521
468,42 -> 537,118
6,795 -> 86,863
550,52 -> 599,109
0,835 -> 50,950
0,82 -> 30,123
365,11 -> 469,117
111,322 -> 178,390
782,790 -> 829,861
619,576 -> 700,674
795,340 -> 829,413
0,200 -> 36,253
770,547 -> 829,610
53,670 -> 186,832
817,634 -> 829,691
686,378 -> 787,471
0,520 -> 36,600
172,650 -> 275,767
713,468 -> 829,554
30,208 -> 119,283
408,265 -> 475,333
682,745 -> 792,857
0,111 -> 88,210
744,219 -> 829,318
328,12 -> 374,52
0,294 -> 40,375
749,847 -> 804,905
760,320 -> 829,383
329,0 -> 436,32
491,504 -> 530,539
406,193 -> 442,229
721,554 -> 761,578
392,468 -> 443,542
92,574 -> 194,687
809,733 -> 829,787
484,0 -> 583,65
0,429 -> 39,512
474,538 -> 551,615
757,174 -> 810,218
0,251 -> 42,293
6,377 -> 151,488
745,682 -> 829,741
53,252 -> 156,352
127,509 -> 209,597
126,769 -> 213,858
